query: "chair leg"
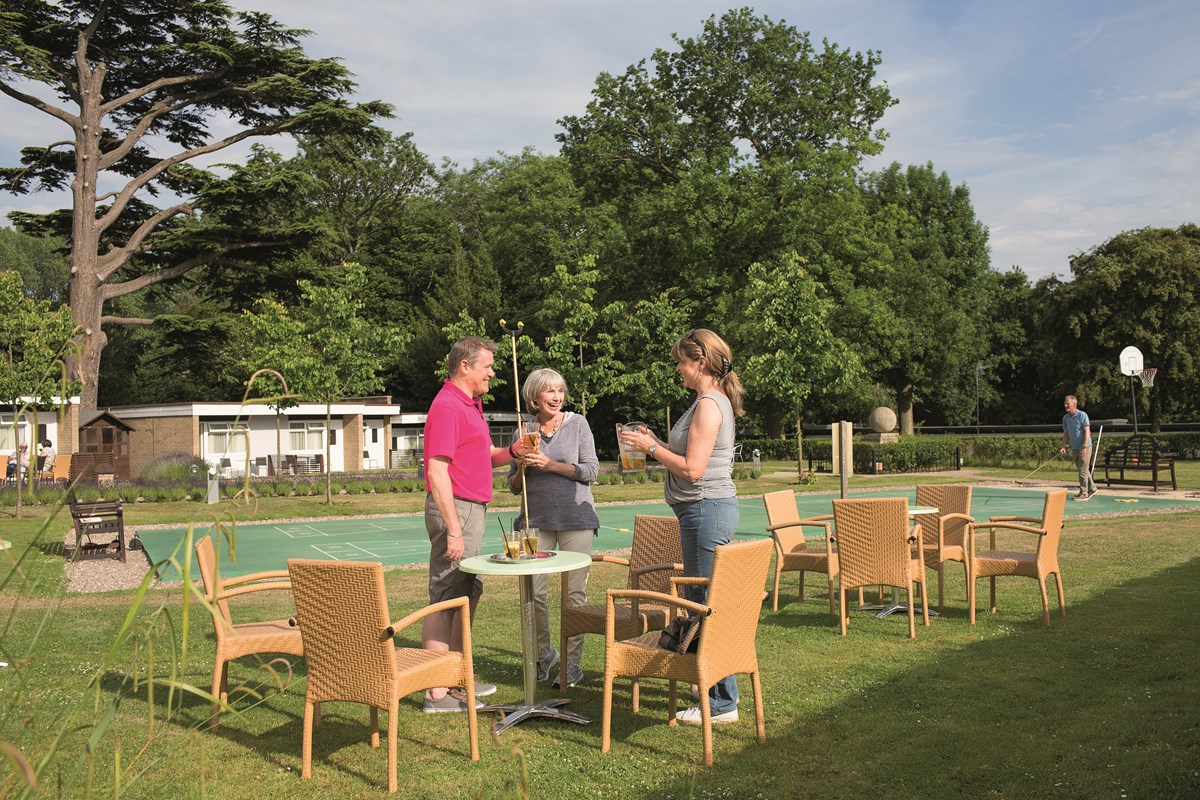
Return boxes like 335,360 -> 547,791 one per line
1038,578 -> 1052,627
936,564 -> 945,612
301,700 -> 315,780
750,670 -> 766,744
631,678 -> 640,714
839,587 -> 848,636
989,576 -> 998,614
968,570 -> 977,625
387,704 -> 398,793
827,574 -> 836,616
667,680 -> 678,725
906,584 -> 916,639
210,660 -> 227,730
1054,572 -> 1066,618
918,575 -> 930,628
370,706 -> 379,748
772,566 -> 781,611
700,689 -> 714,766
601,671 -> 614,753
797,571 -> 805,602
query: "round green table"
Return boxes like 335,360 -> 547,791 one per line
458,549 -> 592,734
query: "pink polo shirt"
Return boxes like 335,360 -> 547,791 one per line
423,380 -> 495,503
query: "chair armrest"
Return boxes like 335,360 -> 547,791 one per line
766,519 -> 831,533
592,555 -> 630,566
222,569 -> 291,588
606,588 -> 709,618
631,561 -> 684,580
939,513 -> 975,525
668,576 -> 708,598
969,520 -> 1047,554
987,515 -> 1040,523
217,580 -> 293,601
386,596 -> 471,636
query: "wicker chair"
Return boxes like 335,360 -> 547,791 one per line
601,538 -> 772,765
194,536 -> 307,730
832,498 -> 929,639
288,558 -> 479,793
913,484 -> 974,612
763,489 -> 842,613
558,515 -> 683,695
967,489 -> 1067,626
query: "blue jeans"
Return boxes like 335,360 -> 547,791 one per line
672,496 -> 740,715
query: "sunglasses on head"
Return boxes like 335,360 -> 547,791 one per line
685,329 -> 708,362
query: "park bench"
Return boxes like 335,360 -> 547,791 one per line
1101,434 -> 1177,491
69,499 -> 127,562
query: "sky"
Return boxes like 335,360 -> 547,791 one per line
2,0 -> 1198,281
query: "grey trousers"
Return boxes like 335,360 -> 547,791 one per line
1073,447 -> 1097,495
532,528 -> 593,667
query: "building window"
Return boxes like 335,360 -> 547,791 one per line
289,421 -> 324,451
205,422 -> 248,454
0,417 -> 31,451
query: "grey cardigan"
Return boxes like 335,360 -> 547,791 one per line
507,412 -> 600,530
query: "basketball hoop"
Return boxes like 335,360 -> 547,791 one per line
1137,367 -> 1157,388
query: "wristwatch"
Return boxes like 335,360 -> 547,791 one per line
647,443 -> 658,458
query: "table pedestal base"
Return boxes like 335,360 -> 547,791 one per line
484,697 -> 591,734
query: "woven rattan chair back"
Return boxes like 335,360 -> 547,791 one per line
763,490 -> 807,554
832,497 -> 912,590
627,515 -> 684,593
915,484 -> 972,550
288,559 -> 397,708
1036,489 -> 1066,571
697,538 -> 773,676
195,536 -> 233,627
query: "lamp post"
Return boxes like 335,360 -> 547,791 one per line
975,362 -> 989,433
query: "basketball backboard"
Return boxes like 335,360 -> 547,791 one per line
1119,346 -> 1144,376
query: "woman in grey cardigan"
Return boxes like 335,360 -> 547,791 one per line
508,368 -> 600,688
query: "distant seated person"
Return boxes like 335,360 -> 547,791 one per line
38,439 -> 56,473
7,443 -> 30,478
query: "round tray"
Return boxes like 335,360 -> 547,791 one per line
488,551 -> 558,563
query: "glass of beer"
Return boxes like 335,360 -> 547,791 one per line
617,422 -> 648,471
520,421 -> 540,453
519,528 -> 539,557
503,537 -> 521,559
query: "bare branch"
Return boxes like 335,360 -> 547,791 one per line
99,241 -> 290,299
0,81 -> 80,127
99,70 -> 228,117
96,202 -> 196,279
100,315 -> 155,326
94,127 -> 264,235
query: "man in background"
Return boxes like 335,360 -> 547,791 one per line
1060,395 -> 1097,500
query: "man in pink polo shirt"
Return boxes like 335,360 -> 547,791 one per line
421,336 -> 529,713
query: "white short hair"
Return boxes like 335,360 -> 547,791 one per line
523,368 -> 568,411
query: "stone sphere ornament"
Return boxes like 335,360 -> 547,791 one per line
868,406 -> 898,434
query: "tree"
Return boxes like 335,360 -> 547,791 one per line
558,7 -> 894,304
0,0 -> 387,409
0,269 -> 78,517
0,227 -> 69,304
1054,224 -> 1200,429
857,162 -> 992,432
733,251 -> 865,472
243,263 -> 407,503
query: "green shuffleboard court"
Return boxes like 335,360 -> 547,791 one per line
139,485 -> 1200,581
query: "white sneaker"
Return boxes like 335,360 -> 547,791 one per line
676,706 -> 738,726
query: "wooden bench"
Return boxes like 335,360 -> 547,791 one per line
69,500 -> 127,562
1101,434 -> 1177,491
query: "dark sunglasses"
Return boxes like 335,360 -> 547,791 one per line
685,329 -> 708,362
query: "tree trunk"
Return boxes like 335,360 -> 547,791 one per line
795,406 -> 805,478
66,50 -> 107,411
325,403 -> 333,504
897,383 -> 914,435
764,406 -> 784,439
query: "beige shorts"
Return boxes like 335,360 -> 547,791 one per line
425,493 -> 486,605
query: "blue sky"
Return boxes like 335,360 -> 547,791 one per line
2,0 -> 1197,280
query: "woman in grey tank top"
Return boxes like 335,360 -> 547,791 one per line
618,328 -> 745,725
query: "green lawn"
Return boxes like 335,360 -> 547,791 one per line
2,467 -> 1198,798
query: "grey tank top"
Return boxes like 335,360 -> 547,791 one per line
664,392 -> 736,505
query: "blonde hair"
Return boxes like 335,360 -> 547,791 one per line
671,328 -> 745,417
523,368 -> 568,412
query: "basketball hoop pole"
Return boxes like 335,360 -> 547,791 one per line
1130,374 -> 1139,434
